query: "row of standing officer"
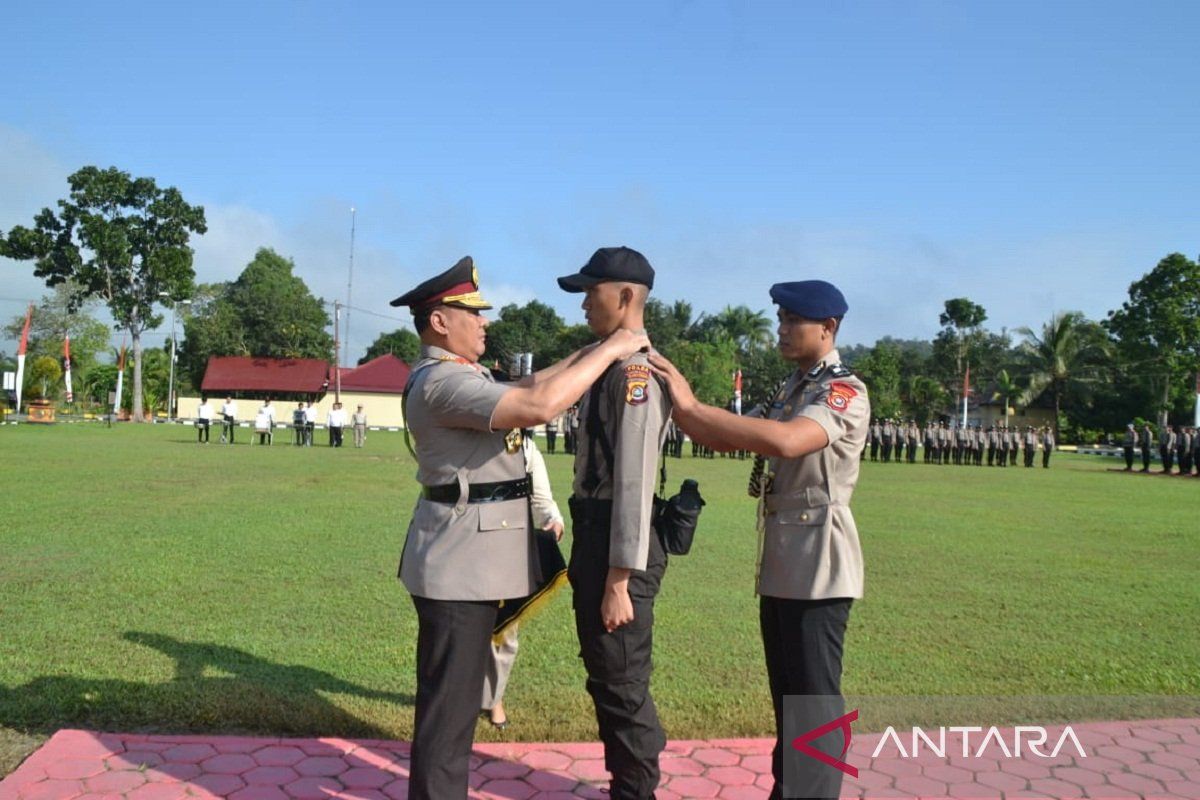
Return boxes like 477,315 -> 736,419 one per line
1123,422 -> 1200,474
867,421 -> 1056,468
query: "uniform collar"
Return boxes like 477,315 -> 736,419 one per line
801,348 -> 841,380
420,344 -> 485,372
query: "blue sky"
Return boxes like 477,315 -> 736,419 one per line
3,1 -> 1198,362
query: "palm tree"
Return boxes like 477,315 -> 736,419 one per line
1015,311 -> 1112,439
706,305 -> 774,351
992,368 -> 1027,421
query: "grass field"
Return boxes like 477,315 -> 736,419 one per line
1,422 -> 1198,776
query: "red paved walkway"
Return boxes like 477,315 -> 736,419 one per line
2,720 -> 1198,799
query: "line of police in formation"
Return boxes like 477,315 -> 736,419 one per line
1122,422 -> 1200,474
866,420 -> 1057,468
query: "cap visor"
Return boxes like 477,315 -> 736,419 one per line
443,295 -> 493,310
557,273 -> 601,293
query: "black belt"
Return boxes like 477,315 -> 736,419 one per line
421,477 -> 530,504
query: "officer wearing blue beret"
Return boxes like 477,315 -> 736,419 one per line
391,256 -> 650,800
650,280 -> 869,800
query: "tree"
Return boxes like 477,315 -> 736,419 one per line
178,249 -> 334,388
850,340 -> 903,419
3,283 -> 111,380
661,338 -> 738,407
936,298 -> 988,396
1105,253 -> 1200,425
906,376 -> 947,424
360,328 -> 421,365
643,299 -> 694,353
698,305 -> 774,352
27,355 -> 62,400
481,300 -> 567,371
1016,311 -> 1112,440
1,166 -> 207,421
992,368 -> 1027,421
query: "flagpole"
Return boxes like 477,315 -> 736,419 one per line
63,335 -> 74,405
15,303 -> 33,418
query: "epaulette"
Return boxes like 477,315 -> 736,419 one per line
805,361 -> 826,379
828,363 -> 853,378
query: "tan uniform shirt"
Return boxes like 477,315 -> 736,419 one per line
399,345 -> 536,601
759,350 -> 870,600
571,352 -> 671,571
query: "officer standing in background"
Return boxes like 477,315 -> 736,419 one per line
557,247 -> 671,800
1139,423 -> 1154,472
650,279 -> 869,800
1175,425 -> 1190,476
869,419 -> 881,462
1121,423 -> 1137,471
1041,425 -> 1055,468
392,256 -> 649,800
1159,424 -> 1176,474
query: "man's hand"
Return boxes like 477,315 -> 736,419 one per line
647,350 -> 698,415
603,328 -> 651,361
544,519 -> 565,542
601,567 -> 634,633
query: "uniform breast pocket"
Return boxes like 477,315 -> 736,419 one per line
775,506 -> 829,528
477,502 -> 529,533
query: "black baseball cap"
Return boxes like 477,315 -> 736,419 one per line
557,246 -> 655,293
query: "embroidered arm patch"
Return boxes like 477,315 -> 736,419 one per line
825,381 -> 858,413
625,364 -> 651,405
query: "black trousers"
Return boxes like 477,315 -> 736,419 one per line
1160,446 -> 1174,473
331,426 -> 343,447
760,596 -> 852,800
409,595 -> 498,800
197,421 -> 209,442
1141,445 -> 1151,470
569,498 -> 667,800
1124,446 -> 1135,470
1042,448 -> 1051,468
223,416 -> 235,443
546,430 -> 557,453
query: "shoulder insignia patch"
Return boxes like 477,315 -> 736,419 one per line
825,381 -> 858,413
806,360 -> 826,379
624,363 -> 652,406
829,363 -> 853,378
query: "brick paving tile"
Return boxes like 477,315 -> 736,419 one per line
343,748 -> 406,772
477,778 -> 535,799
524,793 -> 579,800
379,779 -> 409,800
160,745 -> 217,765
1050,766 -> 1110,787
717,785 -> 770,800
105,752 -> 164,771
923,764 -> 975,784
1128,761 -> 1187,783
211,738 -> 274,754
229,786 -> 290,800
692,748 -> 742,767
943,781 -> 1004,797
292,757 -> 348,778
518,750 -> 572,772
1104,770 -> 1167,795
42,763 -> 103,783
283,776 -> 343,800
1150,750 -> 1200,770
659,756 -> 706,776
330,791 -> 388,800
524,770 -> 576,793
338,768 -> 393,790
565,758 -> 609,782
142,763 -> 202,784
243,767 -> 301,786
1163,779 -> 1200,798
17,780 -> 85,800
999,760 -> 1053,780
1115,735 -> 1167,753
199,753 -> 257,774
83,771 -> 146,794
189,773 -> 246,796
252,747 -> 307,767
706,766 -> 757,786
975,769 -> 1030,792
125,783 -> 189,800
1167,744 -> 1200,760
665,775 -> 722,798
740,754 -> 772,774
892,774 -> 948,795
476,760 -> 530,780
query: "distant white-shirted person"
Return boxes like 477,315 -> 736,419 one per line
328,402 -> 347,447
221,397 -> 238,443
196,397 -> 214,443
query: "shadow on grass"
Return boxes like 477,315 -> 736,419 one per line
0,632 -> 413,739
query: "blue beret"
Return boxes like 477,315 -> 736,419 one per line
769,280 -> 848,318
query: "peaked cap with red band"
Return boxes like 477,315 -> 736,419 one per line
389,256 -> 493,310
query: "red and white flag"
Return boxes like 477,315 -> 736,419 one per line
733,368 -> 743,415
15,304 -> 33,415
63,335 -> 74,403
114,340 -> 127,416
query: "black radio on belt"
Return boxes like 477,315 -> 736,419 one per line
653,478 -> 705,556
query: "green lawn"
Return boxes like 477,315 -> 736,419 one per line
1,423 -> 1197,775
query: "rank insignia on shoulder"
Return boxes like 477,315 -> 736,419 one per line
624,363 -> 651,405
806,361 -> 826,379
505,428 -> 523,453
825,381 -> 858,413
828,363 -> 853,378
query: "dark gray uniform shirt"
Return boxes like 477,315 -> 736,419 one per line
571,352 -> 671,571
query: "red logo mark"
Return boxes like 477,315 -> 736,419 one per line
791,708 -> 859,777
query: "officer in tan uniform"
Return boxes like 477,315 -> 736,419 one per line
392,256 -> 648,800
650,279 -> 869,800
557,246 -> 670,800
